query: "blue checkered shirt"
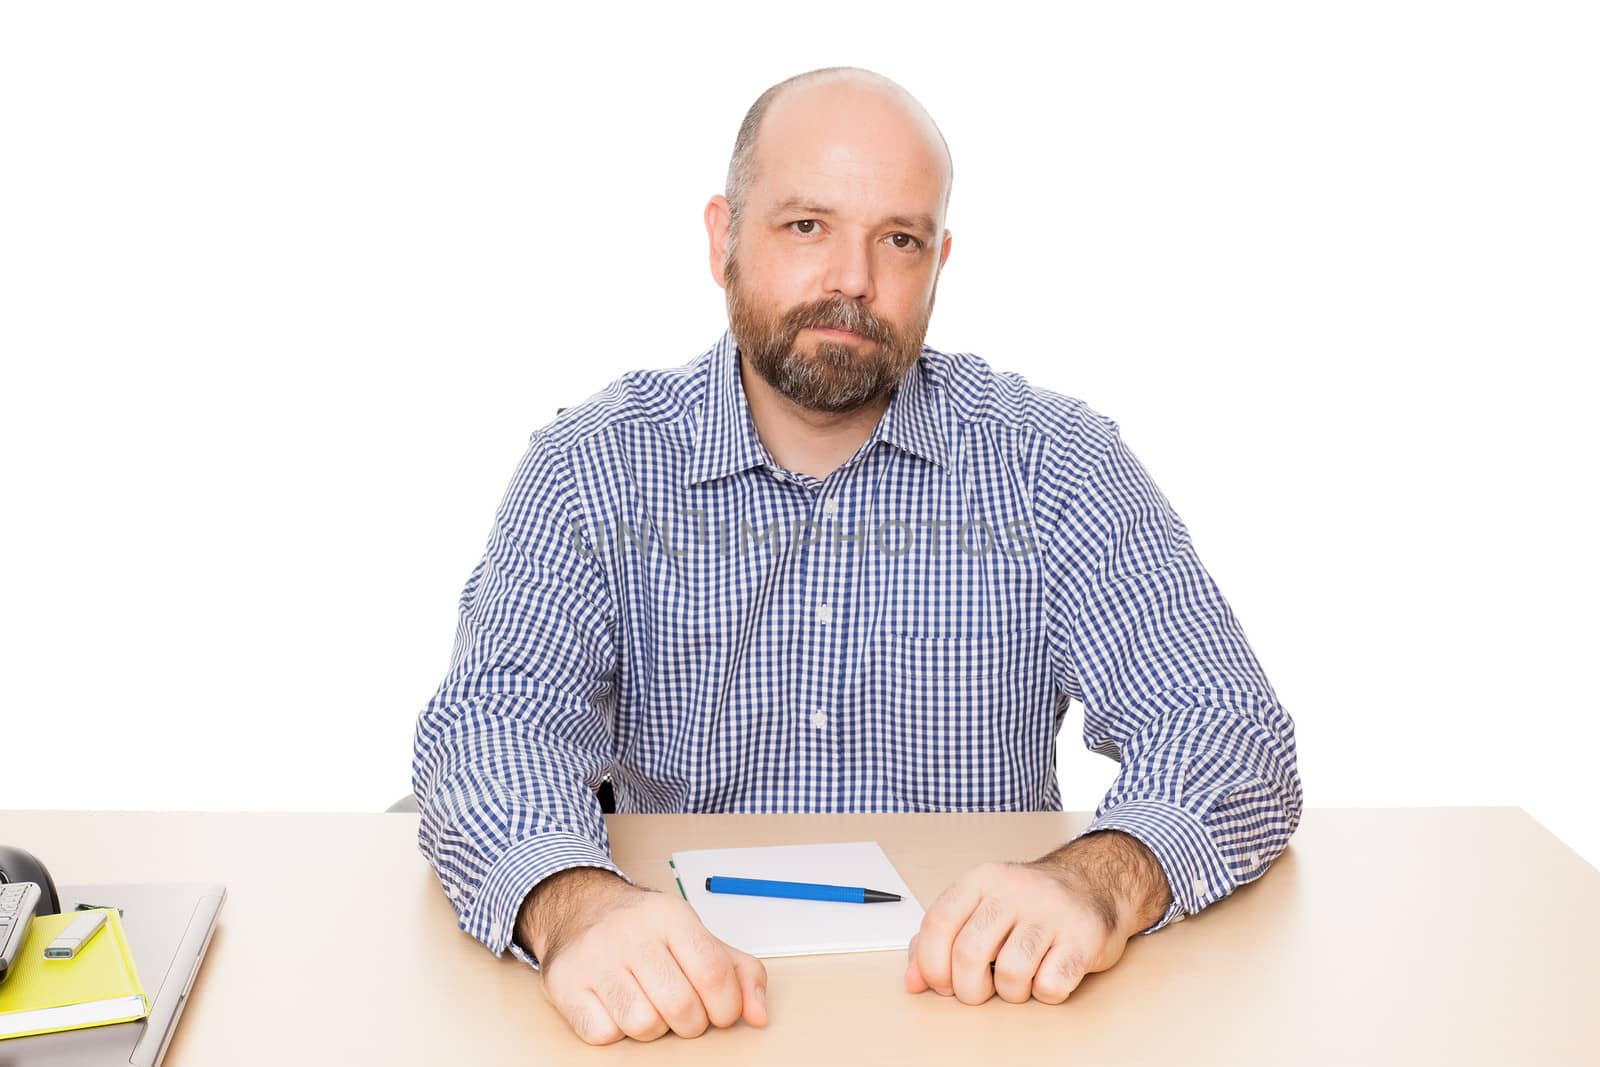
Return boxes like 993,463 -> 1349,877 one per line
411,328 -> 1303,968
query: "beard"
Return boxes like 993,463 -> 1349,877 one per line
724,250 -> 937,414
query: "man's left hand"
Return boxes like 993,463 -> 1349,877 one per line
904,859 -> 1132,1005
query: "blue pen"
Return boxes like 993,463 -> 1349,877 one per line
705,876 -> 901,904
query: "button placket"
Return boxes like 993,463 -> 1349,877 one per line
805,473 -> 860,804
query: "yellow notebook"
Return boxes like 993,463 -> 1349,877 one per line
0,909 -> 148,1041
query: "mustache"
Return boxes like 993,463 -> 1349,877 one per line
786,304 -> 891,345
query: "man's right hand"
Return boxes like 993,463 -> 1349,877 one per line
517,867 -> 770,1044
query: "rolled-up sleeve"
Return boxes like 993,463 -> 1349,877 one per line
410,431 -> 633,969
1039,416 -> 1303,935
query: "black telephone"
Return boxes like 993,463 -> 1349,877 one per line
0,845 -> 60,915
0,845 -> 62,983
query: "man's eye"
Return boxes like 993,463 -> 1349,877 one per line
789,221 -> 922,252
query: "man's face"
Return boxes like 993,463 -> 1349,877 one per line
724,245 -> 939,414
719,84 -> 951,414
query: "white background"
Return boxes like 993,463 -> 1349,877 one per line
2,2 -> 1595,871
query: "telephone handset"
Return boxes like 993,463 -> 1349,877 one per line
0,844 -> 62,983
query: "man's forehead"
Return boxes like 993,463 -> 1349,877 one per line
753,81 -> 950,226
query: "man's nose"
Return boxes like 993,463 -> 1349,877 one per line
821,236 -> 874,303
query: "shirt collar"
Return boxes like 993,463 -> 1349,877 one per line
869,344 -> 951,473
684,328 -> 951,488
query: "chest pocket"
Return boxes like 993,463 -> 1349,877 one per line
871,627 -> 1055,812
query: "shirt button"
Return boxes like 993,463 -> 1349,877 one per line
815,603 -> 832,624
1249,851 -> 1262,868
821,497 -> 839,518
1190,876 -> 1209,899
488,920 -> 503,943
811,709 -> 828,729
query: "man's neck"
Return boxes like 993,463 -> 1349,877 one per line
739,354 -> 892,482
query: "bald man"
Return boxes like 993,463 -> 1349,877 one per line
411,66 -> 1303,1045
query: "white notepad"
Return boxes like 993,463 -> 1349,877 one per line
668,841 -> 925,958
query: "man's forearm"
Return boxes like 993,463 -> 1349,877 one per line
1031,829 -> 1174,939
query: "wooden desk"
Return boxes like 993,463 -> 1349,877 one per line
2,808 -> 1595,1064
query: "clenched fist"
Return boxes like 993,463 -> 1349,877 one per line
518,867 -> 770,1044
905,833 -> 1170,1006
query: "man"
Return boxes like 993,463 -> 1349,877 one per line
411,65 -> 1302,1045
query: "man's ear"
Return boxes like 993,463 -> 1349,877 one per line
939,228 -> 953,270
705,195 -> 732,288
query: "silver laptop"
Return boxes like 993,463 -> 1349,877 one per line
0,882 -> 225,1067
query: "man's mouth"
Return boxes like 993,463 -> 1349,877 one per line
811,326 -> 861,340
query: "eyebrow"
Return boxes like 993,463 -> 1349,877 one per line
770,196 -> 938,238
